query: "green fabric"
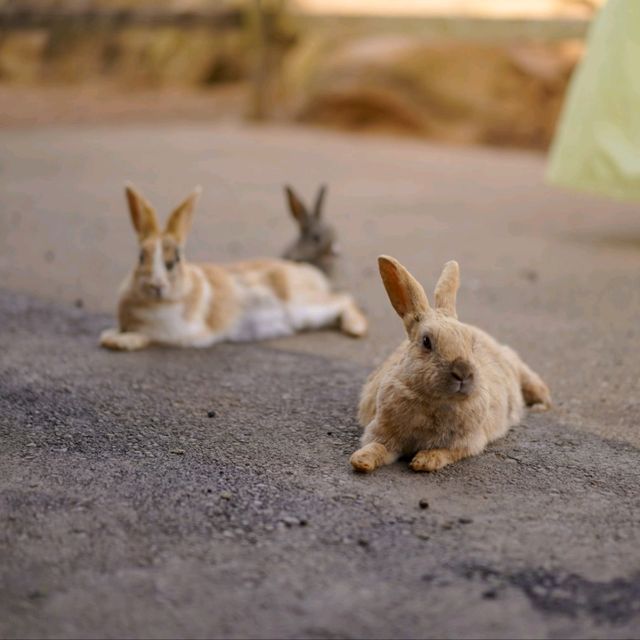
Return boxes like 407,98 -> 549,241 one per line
547,0 -> 640,201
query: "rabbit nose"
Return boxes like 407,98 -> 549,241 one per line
451,359 -> 474,383
148,283 -> 164,298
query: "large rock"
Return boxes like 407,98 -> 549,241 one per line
284,34 -> 583,149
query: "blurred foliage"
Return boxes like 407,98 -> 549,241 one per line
0,0 -> 588,149
0,26 -> 249,85
0,1 -> 238,8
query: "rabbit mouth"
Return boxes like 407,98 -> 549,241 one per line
143,283 -> 167,301
449,380 -> 475,398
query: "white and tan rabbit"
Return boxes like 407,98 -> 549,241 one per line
350,256 -> 551,473
100,184 -> 367,351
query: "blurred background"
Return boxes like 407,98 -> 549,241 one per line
4,7 -> 640,638
0,0 -> 601,145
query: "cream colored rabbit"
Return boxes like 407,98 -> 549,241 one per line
351,256 -> 550,473
100,185 -> 367,351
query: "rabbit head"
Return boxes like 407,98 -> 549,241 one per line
282,185 -> 339,274
378,255 -> 477,401
124,183 -> 201,302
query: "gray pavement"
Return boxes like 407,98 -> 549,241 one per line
1,289 -> 639,639
1,124 -> 639,447
1,123 -> 640,638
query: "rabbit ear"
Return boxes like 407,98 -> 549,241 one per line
313,184 -> 327,219
434,260 -> 460,318
125,183 -> 159,242
285,186 -> 309,227
378,256 -> 430,325
165,186 -> 201,245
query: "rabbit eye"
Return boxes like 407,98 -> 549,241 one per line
422,334 -> 432,351
165,249 -> 180,271
138,250 -> 145,265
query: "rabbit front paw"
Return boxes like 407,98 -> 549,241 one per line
100,329 -> 150,351
350,442 -> 395,473
410,449 -> 454,472
528,401 -> 551,413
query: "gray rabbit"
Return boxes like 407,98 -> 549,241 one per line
282,185 -> 339,277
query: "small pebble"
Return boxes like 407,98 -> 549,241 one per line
170,448 -> 185,455
357,538 -> 369,548
520,268 -> 539,283
482,589 -> 498,600
419,499 -> 430,509
207,410 -> 216,418
220,491 -> 232,500
458,517 -> 473,525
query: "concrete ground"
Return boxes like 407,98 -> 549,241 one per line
1,123 -> 639,638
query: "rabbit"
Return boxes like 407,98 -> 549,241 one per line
282,184 -> 339,277
99,184 -> 367,351
350,256 -> 551,473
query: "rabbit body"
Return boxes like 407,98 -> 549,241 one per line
351,256 -> 550,473
100,186 -> 367,351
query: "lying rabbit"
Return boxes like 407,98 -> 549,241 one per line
282,185 -> 339,277
351,256 -> 551,473
100,185 -> 367,351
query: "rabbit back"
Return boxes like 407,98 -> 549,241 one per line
222,258 -> 343,342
